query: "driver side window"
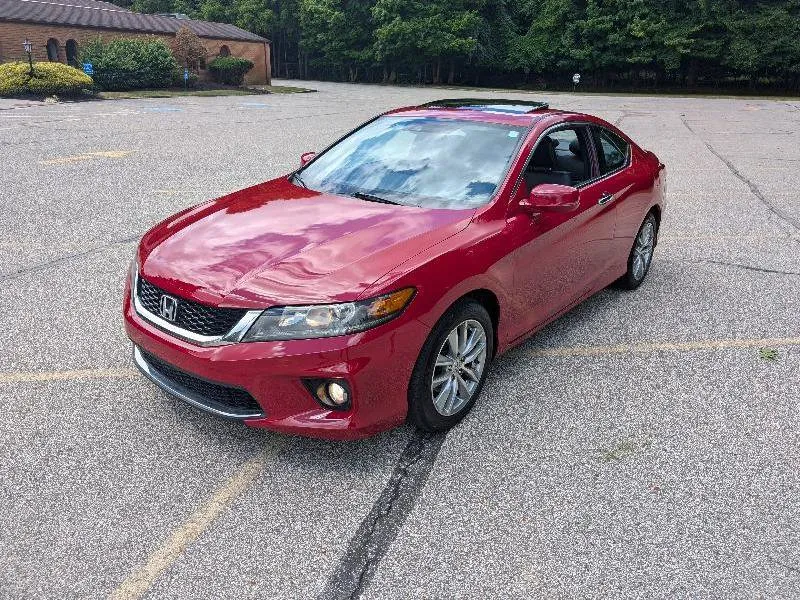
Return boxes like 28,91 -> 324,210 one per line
523,127 -> 592,192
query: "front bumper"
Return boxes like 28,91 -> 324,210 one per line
123,286 -> 430,440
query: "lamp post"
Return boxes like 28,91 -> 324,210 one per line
23,39 -> 34,77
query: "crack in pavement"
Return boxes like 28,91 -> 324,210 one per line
678,259 -> 800,276
767,556 -> 800,574
0,235 -> 141,281
319,431 -> 446,600
680,117 -> 800,231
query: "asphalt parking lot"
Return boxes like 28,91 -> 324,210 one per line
1,81 -> 799,599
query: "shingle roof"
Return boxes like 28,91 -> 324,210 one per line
0,0 -> 268,42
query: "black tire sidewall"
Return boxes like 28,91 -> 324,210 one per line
407,300 -> 494,432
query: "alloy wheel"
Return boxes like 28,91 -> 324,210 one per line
632,221 -> 655,281
430,319 -> 488,416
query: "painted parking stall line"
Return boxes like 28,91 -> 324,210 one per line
0,367 -> 137,384
108,441 -> 286,600
524,336 -> 800,358
1,336 -> 798,386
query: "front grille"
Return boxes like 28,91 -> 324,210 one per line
137,277 -> 247,337
139,349 -> 263,417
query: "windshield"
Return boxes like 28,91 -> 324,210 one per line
297,116 -> 526,209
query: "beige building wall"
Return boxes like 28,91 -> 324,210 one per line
0,21 -> 271,84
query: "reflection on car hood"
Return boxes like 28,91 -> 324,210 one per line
139,177 -> 474,307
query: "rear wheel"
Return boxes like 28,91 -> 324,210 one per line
408,300 -> 494,432
617,212 -> 658,290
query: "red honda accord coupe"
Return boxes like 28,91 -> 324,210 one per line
124,99 -> 665,439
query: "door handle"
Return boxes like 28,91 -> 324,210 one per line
598,192 -> 613,205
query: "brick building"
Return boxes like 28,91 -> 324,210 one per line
0,0 -> 271,85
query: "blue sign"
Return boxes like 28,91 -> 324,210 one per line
82,62 -> 93,75
183,68 -> 189,81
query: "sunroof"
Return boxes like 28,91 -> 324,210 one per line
422,98 -> 549,114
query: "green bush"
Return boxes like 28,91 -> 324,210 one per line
80,37 -> 178,90
208,56 -> 254,86
0,62 -> 94,98
170,68 -> 199,88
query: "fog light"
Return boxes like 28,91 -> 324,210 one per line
304,378 -> 351,411
327,381 -> 349,406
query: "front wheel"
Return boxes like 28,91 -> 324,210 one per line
407,300 -> 494,432
617,212 -> 658,290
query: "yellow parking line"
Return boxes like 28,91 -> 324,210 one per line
153,189 -> 234,195
1,337 -> 798,385
527,336 -> 800,358
0,368 -> 137,384
108,444 -> 283,600
40,150 -> 134,165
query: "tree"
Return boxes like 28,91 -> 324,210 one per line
103,0 -> 800,92
171,25 -> 207,71
300,0 -> 372,81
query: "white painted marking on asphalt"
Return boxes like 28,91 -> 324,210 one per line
107,444 -> 283,600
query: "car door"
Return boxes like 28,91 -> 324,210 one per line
505,124 -> 616,339
588,125 -> 639,273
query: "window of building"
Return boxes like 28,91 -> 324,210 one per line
219,45 -> 230,57
65,40 -> 78,65
46,38 -> 60,62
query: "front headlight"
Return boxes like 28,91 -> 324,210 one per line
241,287 -> 415,342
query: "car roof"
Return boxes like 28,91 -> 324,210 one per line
385,98 -> 579,127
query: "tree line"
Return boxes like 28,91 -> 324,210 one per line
108,0 -> 800,92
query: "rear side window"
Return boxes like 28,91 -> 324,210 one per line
593,127 -> 629,175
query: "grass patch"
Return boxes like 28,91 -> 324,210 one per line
249,85 -> 316,94
598,436 -> 652,462
97,88 -> 264,99
759,347 -> 779,361
97,84 -> 314,99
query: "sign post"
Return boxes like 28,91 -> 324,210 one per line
23,39 -> 34,77
183,68 -> 189,90
572,73 -> 581,93
82,62 -> 93,76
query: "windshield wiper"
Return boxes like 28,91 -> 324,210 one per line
352,191 -> 401,205
291,172 -> 308,188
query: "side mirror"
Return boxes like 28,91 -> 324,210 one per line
520,183 -> 579,214
300,151 -> 316,166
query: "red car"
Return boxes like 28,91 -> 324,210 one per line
125,99 -> 665,440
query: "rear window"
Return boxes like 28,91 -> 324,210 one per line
593,127 -> 629,175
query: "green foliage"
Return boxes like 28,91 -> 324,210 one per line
104,0 -> 800,91
759,348 -> 778,361
171,68 -> 200,87
0,62 -> 94,98
171,25 -> 207,70
208,56 -> 255,84
299,0 -> 373,81
80,37 -> 178,90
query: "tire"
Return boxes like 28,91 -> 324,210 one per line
407,299 -> 494,432
616,212 -> 658,290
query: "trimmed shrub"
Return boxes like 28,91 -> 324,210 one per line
171,68 -> 199,88
80,37 -> 178,90
0,61 -> 94,98
208,56 -> 254,86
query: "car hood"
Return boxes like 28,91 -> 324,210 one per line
139,177 -> 474,307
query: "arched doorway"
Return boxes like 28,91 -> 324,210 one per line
219,45 -> 230,57
46,38 -> 60,62
66,39 -> 78,65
